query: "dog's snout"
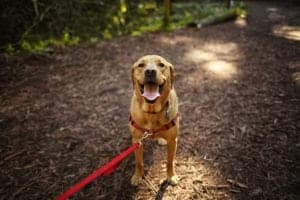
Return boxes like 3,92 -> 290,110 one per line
145,69 -> 156,78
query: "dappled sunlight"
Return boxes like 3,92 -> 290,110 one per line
267,7 -> 278,12
201,42 -> 238,56
203,60 -> 237,79
272,25 -> 300,41
203,42 -> 238,56
234,18 -> 247,28
159,35 -> 194,45
184,42 -> 240,81
184,42 -> 239,63
185,49 -> 217,62
134,153 -> 233,199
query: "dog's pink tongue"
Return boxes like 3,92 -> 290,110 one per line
142,84 -> 160,101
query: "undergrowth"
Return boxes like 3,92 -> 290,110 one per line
3,1 -> 246,54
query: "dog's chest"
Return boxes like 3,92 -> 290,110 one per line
142,115 -> 166,131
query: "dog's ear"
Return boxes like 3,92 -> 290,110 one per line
169,64 -> 175,86
131,66 -> 135,88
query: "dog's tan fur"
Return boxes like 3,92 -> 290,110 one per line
130,55 -> 179,186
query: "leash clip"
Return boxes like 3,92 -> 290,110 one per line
138,131 -> 152,146
142,131 -> 152,140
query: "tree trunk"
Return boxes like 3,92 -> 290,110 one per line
195,8 -> 238,28
163,0 -> 171,27
228,0 -> 234,8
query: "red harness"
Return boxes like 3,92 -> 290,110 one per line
129,113 -> 179,136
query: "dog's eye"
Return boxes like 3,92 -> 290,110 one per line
138,63 -> 145,68
158,62 -> 165,68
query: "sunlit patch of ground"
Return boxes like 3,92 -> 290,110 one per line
184,42 -> 241,82
272,25 -> 300,41
184,42 -> 239,63
267,7 -> 278,12
203,60 -> 237,79
234,18 -> 247,28
134,152 -> 234,200
184,49 -> 217,63
159,35 -> 194,46
200,42 -> 238,56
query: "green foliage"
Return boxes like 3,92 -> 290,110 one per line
235,2 -> 247,18
1,1 -> 246,53
5,44 -> 15,55
19,33 -> 80,53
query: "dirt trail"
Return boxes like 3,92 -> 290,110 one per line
0,1 -> 299,200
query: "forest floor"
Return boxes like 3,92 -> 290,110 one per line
0,1 -> 299,200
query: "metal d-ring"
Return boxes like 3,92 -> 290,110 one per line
137,131 -> 152,146
142,131 -> 152,140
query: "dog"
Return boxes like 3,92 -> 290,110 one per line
129,55 -> 179,186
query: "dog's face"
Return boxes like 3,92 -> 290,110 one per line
131,55 -> 174,111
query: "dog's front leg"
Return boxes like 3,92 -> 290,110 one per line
131,139 -> 144,186
167,137 -> 178,185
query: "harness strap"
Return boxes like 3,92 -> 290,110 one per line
129,113 -> 179,135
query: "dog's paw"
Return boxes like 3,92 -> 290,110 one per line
157,138 -> 167,145
167,175 -> 178,186
131,174 -> 143,186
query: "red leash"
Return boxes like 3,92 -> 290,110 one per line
56,113 -> 179,199
56,143 -> 139,200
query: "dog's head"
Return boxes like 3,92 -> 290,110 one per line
131,55 -> 174,112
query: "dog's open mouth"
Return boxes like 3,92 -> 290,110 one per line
139,82 -> 164,104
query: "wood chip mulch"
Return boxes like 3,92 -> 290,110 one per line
0,1 -> 299,200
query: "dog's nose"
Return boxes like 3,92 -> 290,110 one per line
145,69 -> 156,78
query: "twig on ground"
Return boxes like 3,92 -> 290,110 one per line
143,176 -> 159,195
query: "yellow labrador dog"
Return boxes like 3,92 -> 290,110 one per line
129,55 -> 179,186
